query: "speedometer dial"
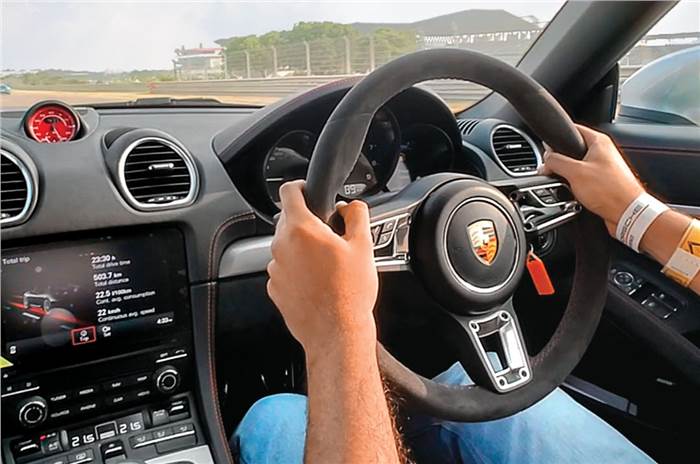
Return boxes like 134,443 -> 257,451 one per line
24,101 -> 80,143
262,108 -> 400,209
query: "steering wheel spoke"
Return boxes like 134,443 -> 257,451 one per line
441,298 -> 532,393
507,180 -> 582,236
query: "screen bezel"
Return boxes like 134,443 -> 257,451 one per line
1,227 -> 192,374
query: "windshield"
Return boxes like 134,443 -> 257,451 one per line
1,1 -> 572,111
2,2 -> 698,112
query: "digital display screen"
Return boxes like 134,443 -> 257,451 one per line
1,229 -> 189,371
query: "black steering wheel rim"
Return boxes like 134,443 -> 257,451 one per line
303,48 -> 610,421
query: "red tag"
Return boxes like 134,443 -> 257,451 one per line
526,250 -> 555,295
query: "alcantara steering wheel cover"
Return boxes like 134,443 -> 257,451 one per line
304,48 -> 610,421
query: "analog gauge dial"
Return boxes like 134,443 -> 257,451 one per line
263,130 -> 316,207
24,102 -> 80,143
262,108 -> 400,209
397,123 -> 454,181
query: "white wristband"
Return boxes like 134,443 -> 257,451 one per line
615,192 -> 669,252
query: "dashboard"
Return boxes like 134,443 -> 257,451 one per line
225,85 -> 487,218
0,78 -> 549,464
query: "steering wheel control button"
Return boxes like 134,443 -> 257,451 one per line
17,395 -> 48,427
377,231 -> 393,247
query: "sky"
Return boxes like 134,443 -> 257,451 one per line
1,0 -> 699,72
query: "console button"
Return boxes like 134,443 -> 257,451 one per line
129,373 -> 151,386
168,399 -> 190,421
76,386 -> 99,397
77,400 -> 99,414
134,388 -> 153,400
152,428 -> 171,440
103,379 -> 125,391
49,407 -> 73,421
95,422 -> 118,440
41,432 -> 63,455
13,438 -> 41,459
129,432 -> 153,449
171,423 -> 194,435
151,408 -> 169,426
48,391 -> 72,404
67,449 -> 94,464
100,440 -> 125,460
106,392 -> 129,407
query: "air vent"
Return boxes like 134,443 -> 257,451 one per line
490,125 -> 541,176
119,137 -> 198,210
1,150 -> 36,226
457,119 -> 481,136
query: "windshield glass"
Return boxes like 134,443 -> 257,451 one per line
1,1 -> 569,111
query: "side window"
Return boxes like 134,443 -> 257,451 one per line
617,4 -> 699,126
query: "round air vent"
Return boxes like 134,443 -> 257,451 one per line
490,125 -> 542,176
1,149 -> 37,226
118,137 -> 199,211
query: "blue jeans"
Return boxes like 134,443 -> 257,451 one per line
231,363 -> 654,463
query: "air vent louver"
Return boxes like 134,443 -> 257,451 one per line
491,126 -> 540,176
120,138 -> 198,210
1,150 -> 35,226
457,119 -> 481,136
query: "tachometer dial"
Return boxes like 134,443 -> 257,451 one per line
263,108 -> 400,209
24,102 -> 80,143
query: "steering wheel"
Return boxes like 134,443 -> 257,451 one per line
303,49 -> 610,422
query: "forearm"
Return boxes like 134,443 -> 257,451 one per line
639,210 -> 700,295
304,331 -> 402,464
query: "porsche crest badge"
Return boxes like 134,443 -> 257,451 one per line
467,220 -> 498,265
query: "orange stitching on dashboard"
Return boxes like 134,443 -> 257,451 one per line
207,212 -> 254,464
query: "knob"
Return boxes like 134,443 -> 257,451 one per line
154,365 -> 180,394
613,271 -> 635,288
17,396 -> 48,427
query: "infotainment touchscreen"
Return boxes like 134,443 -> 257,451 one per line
1,229 -> 189,370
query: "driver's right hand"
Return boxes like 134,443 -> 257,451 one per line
540,124 -> 645,235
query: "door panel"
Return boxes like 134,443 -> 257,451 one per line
599,123 -> 700,206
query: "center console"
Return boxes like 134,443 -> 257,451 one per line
1,229 -> 212,464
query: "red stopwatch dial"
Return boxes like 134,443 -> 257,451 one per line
25,104 -> 79,143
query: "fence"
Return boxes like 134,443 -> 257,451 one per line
218,30 -> 698,80
224,36 -> 415,78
